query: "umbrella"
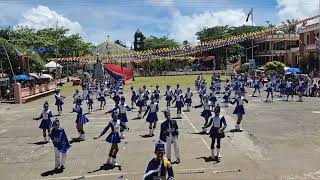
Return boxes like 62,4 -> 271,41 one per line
40,74 -> 53,79
29,73 -> 40,79
13,75 -> 34,81
285,67 -> 301,73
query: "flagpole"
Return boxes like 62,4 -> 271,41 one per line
251,8 -> 254,64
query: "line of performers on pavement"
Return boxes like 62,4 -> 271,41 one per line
33,75 -> 278,179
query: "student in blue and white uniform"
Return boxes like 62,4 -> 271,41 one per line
97,91 -> 106,110
55,89 -> 65,116
214,78 -> 221,94
99,80 -> 105,93
49,119 -> 71,172
279,78 -> 286,97
112,88 -> 121,106
224,79 -> 231,92
94,111 -> 129,166
33,101 -> 53,143
223,91 -> 231,107
130,86 -> 138,109
143,85 -> 150,111
252,77 -> 261,97
194,95 -> 212,133
203,106 -> 227,161
164,85 -> 174,108
209,92 -> 217,108
73,89 -> 81,107
265,79 -> 273,102
199,84 -> 207,103
239,79 -> 246,96
174,84 -> 182,96
72,99 -> 89,140
136,88 -> 145,119
86,89 -> 94,114
184,87 -> 193,112
297,78 -> 305,102
153,85 -> 161,103
160,109 -> 180,164
286,79 -> 294,101
143,141 -> 174,180
230,92 -> 248,131
172,90 -> 184,119
108,96 -> 131,139
143,96 -> 159,136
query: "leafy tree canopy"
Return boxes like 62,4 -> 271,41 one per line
144,36 -> 179,50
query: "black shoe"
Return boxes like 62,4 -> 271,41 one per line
214,156 -> 219,161
54,168 -> 59,173
59,166 -> 65,172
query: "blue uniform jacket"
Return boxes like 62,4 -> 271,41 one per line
160,120 -> 179,142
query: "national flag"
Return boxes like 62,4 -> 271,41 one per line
246,8 -> 253,22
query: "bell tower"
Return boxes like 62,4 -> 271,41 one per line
134,29 -> 145,51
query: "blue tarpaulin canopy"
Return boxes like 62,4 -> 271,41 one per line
13,75 -> 34,81
284,67 -> 301,73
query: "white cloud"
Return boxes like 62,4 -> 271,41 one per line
18,5 -> 82,35
145,0 -> 175,7
277,0 -> 319,22
170,9 -> 252,43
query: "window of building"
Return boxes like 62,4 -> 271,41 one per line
306,34 -> 310,44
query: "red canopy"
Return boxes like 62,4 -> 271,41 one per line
103,64 -> 134,81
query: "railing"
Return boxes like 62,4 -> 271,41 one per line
256,34 -> 299,42
305,44 -> 316,50
14,81 -> 57,103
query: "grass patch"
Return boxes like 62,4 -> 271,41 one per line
126,75 -> 229,90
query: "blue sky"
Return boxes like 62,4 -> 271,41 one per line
0,0 -> 319,46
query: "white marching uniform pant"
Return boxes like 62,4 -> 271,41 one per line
166,136 -> 180,160
54,147 -> 67,168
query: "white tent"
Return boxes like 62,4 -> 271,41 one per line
45,61 -> 63,68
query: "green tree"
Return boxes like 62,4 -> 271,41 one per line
144,36 -> 179,50
195,25 -> 266,69
264,61 -> 286,73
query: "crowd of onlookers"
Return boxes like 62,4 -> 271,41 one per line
244,72 -> 320,97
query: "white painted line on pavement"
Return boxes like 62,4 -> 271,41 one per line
39,167 -> 219,180
181,111 -> 210,150
312,111 -> 320,114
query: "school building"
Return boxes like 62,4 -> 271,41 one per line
254,22 -> 320,69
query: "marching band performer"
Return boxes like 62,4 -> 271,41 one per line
194,95 -> 212,133
165,85 -> 174,108
107,96 -> 131,139
160,109 -> 180,164
72,99 -> 89,140
33,101 -> 53,143
297,78 -> 305,102
49,119 -> 71,172
184,87 -> 193,112
143,95 -> 159,137
136,88 -> 145,119
54,89 -> 65,116
230,92 -> 248,131
265,79 -> 273,102
172,90 -> 184,119
143,141 -> 174,180
203,105 -> 227,162
94,111 -> 129,167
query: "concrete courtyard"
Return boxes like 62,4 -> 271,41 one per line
1,83 -> 320,180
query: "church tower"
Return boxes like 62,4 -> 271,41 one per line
134,29 -> 145,51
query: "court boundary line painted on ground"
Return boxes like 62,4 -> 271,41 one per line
181,111 -> 210,150
38,167 -> 222,180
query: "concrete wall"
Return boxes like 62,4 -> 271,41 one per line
14,81 -> 57,104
